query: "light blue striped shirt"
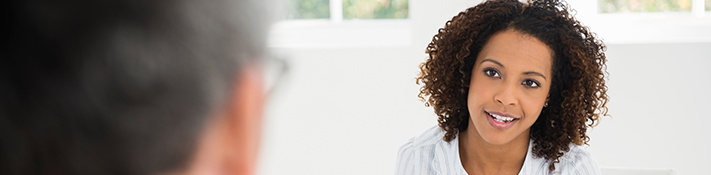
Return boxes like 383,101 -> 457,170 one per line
396,126 -> 601,175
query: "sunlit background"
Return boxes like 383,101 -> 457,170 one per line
284,0 -> 409,19
259,0 -> 711,174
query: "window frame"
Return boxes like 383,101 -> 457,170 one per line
267,0 -> 711,49
571,0 -> 711,44
268,0 -> 412,48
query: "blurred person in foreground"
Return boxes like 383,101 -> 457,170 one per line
2,0 -> 271,174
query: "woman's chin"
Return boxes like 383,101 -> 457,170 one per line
476,127 -> 528,146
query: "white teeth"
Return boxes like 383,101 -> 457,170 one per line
489,112 -> 515,123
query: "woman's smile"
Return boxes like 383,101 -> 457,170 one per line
485,111 -> 520,130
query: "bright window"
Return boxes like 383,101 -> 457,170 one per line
597,0 -> 710,14
598,0 -> 692,13
270,0 -> 411,48
284,0 -> 409,20
342,0 -> 409,19
285,0 -> 330,19
565,0 -> 711,44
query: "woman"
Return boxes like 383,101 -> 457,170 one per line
396,0 -> 608,174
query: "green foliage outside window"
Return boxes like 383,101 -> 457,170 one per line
343,0 -> 408,19
706,0 -> 711,11
598,0 -> 692,13
285,0 -> 330,19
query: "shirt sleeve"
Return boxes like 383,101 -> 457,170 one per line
558,146 -> 602,175
395,138 -> 416,175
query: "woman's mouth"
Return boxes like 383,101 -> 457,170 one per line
488,112 -> 516,123
485,111 -> 520,130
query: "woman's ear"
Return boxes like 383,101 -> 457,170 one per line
544,96 -> 550,107
184,66 -> 265,175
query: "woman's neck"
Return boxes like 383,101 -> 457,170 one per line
458,126 -> 530,175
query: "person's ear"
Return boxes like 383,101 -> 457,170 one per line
184,66 -> 265,175
544,96 -> 549,108
224,66 -> 265,175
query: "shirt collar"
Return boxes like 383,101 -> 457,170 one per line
433,136 -> 542,175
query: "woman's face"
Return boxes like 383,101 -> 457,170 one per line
467,30 -> 552,145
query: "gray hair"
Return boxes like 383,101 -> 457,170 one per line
1,0 -> 271,174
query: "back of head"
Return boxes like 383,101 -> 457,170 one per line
1,0 -> 269,174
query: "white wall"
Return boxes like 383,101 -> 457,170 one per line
588,43 -> 711,174
258,0 -> 711,174
258,47 -> 433,175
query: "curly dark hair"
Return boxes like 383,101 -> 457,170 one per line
416,0 -> 609,171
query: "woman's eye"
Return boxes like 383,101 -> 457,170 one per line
484,68 -> 500,78
523,79 -> 540,88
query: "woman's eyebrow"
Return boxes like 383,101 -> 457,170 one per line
524,71 -> 547,80
481,59 -> 504,67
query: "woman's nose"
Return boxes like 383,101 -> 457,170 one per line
494,82 -> 517,106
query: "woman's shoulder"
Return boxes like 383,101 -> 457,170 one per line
395,126 -> 454,175
523,143 -> 601,175
401,126 -> 446,149
553,144 -> 602,175
396,126 -> 445,161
